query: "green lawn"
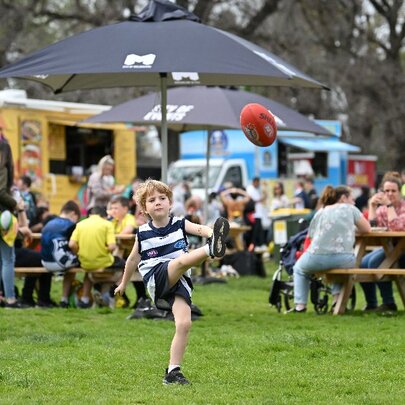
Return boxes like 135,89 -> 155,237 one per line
1,263 -> 404,405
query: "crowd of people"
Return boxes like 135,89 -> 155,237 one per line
289,171 -> 405,313
1,134 -> 405,383
1,135 -> 405,318
0,151 -> 150,310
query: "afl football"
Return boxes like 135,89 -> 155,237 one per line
240,103 -> 277,147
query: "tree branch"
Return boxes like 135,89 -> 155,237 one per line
240,0 -> 281,37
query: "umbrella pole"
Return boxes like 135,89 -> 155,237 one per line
201,129 -> 212,279
160,73 -> 168,182
203,130 -> 212,224
255,145 -> 260,177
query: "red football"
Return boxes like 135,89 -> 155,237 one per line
240,103 -> 277,147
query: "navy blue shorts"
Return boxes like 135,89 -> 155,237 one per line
143,262 -> 193,310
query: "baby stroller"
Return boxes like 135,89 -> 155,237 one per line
269,225 -> 356,314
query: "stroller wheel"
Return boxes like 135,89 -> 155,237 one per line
275,295 -> 282,313
314,293 -> 329,314
269,279 -> 282,307
310,278 -> 330,315
283,286 -> 294,311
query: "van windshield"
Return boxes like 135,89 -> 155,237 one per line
168,165 -> 221,189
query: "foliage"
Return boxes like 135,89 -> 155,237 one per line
1,265 -> 405,404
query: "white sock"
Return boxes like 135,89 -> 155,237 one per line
81,296 -> 90,304
168,364 -> 181,373
203,244 -> 210,256
61,297 -> 68,303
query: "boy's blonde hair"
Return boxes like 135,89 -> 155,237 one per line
135,179 -> 173,213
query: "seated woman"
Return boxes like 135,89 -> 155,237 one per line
361,172 -> 405,312
290,185 -> 370,313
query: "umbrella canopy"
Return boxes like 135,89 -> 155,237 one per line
84,86 -> 331,135
0,0 -> 328,181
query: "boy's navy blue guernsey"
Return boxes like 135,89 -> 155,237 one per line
41,217 -> 79,271
137,216 -> 193,305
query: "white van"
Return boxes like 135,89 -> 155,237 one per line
167,158 -> 249,200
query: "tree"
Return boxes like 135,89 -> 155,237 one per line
0,0 -> 403,171
294,0 -> 405,171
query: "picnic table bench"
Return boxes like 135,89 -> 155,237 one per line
16,233 -> 132,279
14,267 -> 116,277
315,230 -> 405,315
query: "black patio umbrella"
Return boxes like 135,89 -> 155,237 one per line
84,85 -> 331,222
84,86 -> 331,135
0,0 -> 328,181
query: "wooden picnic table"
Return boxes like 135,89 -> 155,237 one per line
32,225 -> 251,255
29,232 -> 136,257
317,230 -> 405,315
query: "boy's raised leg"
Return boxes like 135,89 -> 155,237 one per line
207,217 -> 230,258
167,217 -> 230,287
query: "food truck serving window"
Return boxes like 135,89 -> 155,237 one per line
49,125 -> 112,175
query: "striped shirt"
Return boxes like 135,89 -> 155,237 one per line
137,216 -> 190,279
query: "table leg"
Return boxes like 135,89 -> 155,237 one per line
379,240 -> 405,268
394,276 -> 405,309
333,276 -> 354,315
355,241 -> 367,267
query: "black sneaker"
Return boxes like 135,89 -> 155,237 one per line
4,300 -> 30,309
20,298 -> 37,308
163,367 -> 190,385
37,300 -> 59,308
207,217 -> 229,258
127,299 -> 159,320
77,299 -> 92,309
59,301 -> 70,308
377,303 -> 397,312
362,304 -> 378,312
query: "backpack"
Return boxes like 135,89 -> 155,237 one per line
221,251 -> 265,277
280,228 -> 308,275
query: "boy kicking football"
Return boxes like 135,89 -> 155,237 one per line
114,179 -> 229,385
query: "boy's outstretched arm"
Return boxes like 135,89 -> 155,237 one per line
184,219 -> 213,239
115,238 -> 141,296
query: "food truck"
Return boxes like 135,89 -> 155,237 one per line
0,89 -> 136,213
168,120 -> 368,199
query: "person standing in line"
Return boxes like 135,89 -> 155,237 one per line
0,131 -> 24,308
16,175 -> 37,225
246,177 -> 268,252
86,155 -> 124,212
270,182 -> 290,212
304,177 -> 319,210
220,185 -> 251,224
114,179 -> 229,385
293,180 -> 310,209
355,185 -> 371,216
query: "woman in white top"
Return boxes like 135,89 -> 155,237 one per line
290,185 -> 371,312
86,155 -> 124,212
270,181 -> 290,212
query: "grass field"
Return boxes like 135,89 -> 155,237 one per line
1,262 -> 405,405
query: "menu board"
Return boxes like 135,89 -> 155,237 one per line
20,119 -> 43,188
